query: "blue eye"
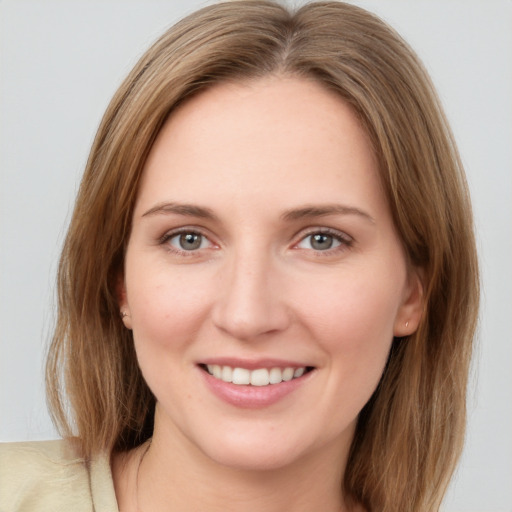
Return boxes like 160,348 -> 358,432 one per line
168,232 -> 210,251
296,231 -> 349,251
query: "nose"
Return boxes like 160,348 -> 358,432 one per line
211,250 -> 291,341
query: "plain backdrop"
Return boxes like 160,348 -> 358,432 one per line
1,1 -> 511,511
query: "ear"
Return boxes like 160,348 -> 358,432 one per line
116,273 -> 132,330
393,267 -> 424,337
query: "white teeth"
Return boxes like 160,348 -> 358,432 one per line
206,365 -> 308,386
294,367 -> 305,378
269,367 -> 283,384
232,368 -> 250,385
250,368 -> 270,386
212,365 -> 222,379
282,367 -> 294,381
221,366 -> 233,383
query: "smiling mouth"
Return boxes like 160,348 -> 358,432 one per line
200,364 -> 314,387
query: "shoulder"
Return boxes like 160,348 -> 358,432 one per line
0,439 -> 117,512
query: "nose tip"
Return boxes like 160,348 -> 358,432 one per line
211,260 -> 290,341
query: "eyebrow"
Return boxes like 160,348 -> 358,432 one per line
142,202 -> 218,220
280,204 -> 375,224
142,201 -> 375,224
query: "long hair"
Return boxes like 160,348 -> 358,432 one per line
46,2 -> 479,510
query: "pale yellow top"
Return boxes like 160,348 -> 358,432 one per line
0,439 -> 119,512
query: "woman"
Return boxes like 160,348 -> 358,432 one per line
0,1 -> 479,511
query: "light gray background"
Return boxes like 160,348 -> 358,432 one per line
1,1 -> 511,510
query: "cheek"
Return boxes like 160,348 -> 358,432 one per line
294,269 -> 402,384
299,275 -> 401,429
126,264 -> 213,353
125,265 -> 217,406
300,271 -> 401,338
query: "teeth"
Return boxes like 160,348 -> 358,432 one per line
294,367 -> 305,378
232,368 -> 250,385
269,367 -> 282,384
250,368 -> 269,386
212,365 -> 222,379
221,366 -> 233,383
282,367 -> 294,381
206,365 -> 307,386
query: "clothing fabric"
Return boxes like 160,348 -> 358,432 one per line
0,439 -> 119,512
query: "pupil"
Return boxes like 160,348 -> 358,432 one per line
180,233 -> 201,250
311,233 -> 333,250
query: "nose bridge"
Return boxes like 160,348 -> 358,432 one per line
212,242 -> 289,340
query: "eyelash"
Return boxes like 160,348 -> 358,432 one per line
293,228 -> 353,256
158,227 -> 353,257
159,228 -> 214,257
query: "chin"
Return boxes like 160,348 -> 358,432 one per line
204,441 -> 306,472
190,421 -> 347,473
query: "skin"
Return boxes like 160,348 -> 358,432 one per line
113,76 -> 423,512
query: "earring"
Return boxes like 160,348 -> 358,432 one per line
120,311 -> 129,319
405,321 -> 409,328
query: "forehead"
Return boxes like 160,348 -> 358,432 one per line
135,76 -> 385,219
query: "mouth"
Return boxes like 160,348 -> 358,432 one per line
199,364 -> 315,387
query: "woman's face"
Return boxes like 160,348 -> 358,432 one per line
120,77 -> 423,471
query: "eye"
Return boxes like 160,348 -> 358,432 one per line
295,230 -> 352,252
167,231 -> 211,251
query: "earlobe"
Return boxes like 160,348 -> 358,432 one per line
393,269 -> 425,337
120,309 -> 132,330
116,273 -> 133,330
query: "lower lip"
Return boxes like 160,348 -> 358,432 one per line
200,368 -> 312,409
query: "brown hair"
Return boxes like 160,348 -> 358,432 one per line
46,2 -> 479,510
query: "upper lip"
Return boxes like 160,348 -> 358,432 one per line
199,357 -> 312,370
